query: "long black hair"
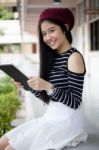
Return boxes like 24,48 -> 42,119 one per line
38,19 -> 73,104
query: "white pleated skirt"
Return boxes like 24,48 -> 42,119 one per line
6,101 -> 88,150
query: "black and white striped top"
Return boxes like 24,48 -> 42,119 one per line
32,48 -> 86,109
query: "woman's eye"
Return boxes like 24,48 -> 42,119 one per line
49,29 -> 54,33
42,32 -> 46,37
42,29 -> 55,37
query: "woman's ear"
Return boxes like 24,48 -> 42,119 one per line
65,24 -> 69,30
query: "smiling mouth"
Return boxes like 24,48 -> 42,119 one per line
48,41 -> 56,47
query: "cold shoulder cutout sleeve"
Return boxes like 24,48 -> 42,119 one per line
48,48 -> 86,109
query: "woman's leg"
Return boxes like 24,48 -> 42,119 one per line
4,144 -> 15,150
0,135 -> 9,150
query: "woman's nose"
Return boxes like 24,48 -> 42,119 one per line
45,33 -> 51,41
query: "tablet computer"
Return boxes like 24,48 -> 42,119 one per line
0,64 -> 33,91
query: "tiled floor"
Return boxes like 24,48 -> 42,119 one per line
62,115 -> 99,150
48,129 -> 99,150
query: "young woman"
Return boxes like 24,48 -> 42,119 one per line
0,8 -> 88,150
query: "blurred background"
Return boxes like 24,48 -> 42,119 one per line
0,0 -> 99,138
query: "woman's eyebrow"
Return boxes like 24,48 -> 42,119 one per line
41,26 -> 55,33
48,26 -> 55,30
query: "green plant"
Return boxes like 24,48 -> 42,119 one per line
0,76 -> 20,137
0,5 -> 13,20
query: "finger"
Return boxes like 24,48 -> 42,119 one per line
14,81 -> 23,88
28,76 -> 36,80
27,78 -> 36,84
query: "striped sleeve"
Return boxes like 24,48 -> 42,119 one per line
49,70 -> 85,109
31,90 -> 42,100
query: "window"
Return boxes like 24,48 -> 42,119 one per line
12,6 -> 17,12
90,0 -> 99,9
32,43 -> 37,53
89,0 -> 99,20
53,0 -> 61,2
0,44 -> 21,53
78,1 -> 86,25
53,0 -> 61,4
90,19 -> 99,51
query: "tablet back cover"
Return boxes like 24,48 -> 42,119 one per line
0,64 -> 32,91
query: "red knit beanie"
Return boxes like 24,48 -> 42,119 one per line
39,8 -> 74,30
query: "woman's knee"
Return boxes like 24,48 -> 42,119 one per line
0,135 -> 9,150
4,144 -> 15,150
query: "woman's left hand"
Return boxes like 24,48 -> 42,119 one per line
27,77 -> 52,91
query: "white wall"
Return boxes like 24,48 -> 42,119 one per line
75,2 -> 99,128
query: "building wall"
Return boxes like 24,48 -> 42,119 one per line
76,0 -> 99,127
76,0 -> 99,76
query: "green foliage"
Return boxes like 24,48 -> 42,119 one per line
0,29 -> 4,36
0,48 -> 3,53
0,45 -> 4,53
0,76 -> 20,137
0,76 -> 16,94
0,5 -> 13,20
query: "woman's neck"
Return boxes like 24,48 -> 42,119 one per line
57,40 -> 71,54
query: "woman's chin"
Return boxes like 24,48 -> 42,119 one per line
50,46 -> 57,50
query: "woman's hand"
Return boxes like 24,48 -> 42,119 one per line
12,79 -> 23,89
27,77 -> 52,91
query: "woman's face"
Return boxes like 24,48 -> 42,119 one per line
41,20 -> 67,52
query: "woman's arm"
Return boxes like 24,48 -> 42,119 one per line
27,77 -> 52,100
48,52 -> 86,109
